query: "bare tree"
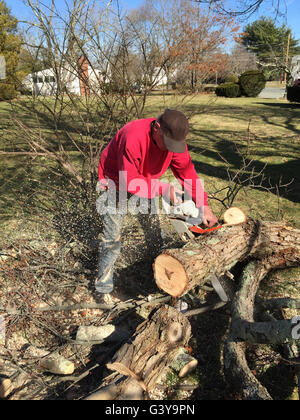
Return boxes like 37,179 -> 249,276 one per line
228,43 -> 258,76
139,0 -> 238,91
193,0 -> 288,18
7,0 -> 178,229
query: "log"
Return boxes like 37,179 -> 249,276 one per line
85,305 -> 192,400
76,325 -> 129,343
24,346 -> 74,375
0,377 -> 12,399
154,220 -> 300,297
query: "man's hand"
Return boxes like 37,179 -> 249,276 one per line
169,185 -> 183,205
202,206 -> 218,227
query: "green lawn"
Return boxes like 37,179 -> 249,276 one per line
0,94 -> 300,229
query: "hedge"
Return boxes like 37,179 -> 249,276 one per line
215,82 -> 241,98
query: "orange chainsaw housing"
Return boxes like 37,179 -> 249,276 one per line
189,225 -> 223,234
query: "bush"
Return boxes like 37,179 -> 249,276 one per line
225,75 -> 239,84
239,70 -> 266,97
215,82 -> 241,98
0,81 -> 17,100
287,86 -> 300,103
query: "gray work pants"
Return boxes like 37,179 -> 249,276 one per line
95,189 -> 162,294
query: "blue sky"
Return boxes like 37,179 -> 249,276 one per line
5,0 -> 300,43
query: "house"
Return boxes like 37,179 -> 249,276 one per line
21,55 -> 176,95
22,55 -> 106,96
152,67 -> 178,86
152,67 -> 168,86
22,68 -> 57,96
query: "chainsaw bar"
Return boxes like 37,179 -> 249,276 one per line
169,218 -> 194,242
210,274 -> 229,303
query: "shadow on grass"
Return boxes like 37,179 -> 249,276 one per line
188,128 -> 300,204
259,102 -> 300,110
0,156 -> 37,223
192,99 -> 299,129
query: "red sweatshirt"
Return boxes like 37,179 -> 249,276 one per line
98,118 -> 208,207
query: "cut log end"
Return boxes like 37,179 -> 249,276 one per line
166,322 -> 183,343
223,207 -> 247,226
153,254 -> 188,297
169,347 -> 198,378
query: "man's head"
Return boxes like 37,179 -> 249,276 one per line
152,109 -> 189,153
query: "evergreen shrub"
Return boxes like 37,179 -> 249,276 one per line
239,70 -> 266,97
215,82 -> 241,98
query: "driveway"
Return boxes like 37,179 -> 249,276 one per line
258,87 -> 286,99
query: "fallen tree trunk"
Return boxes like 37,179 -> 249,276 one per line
224,250 -> 300,400
83,219 -> 300,401
154,220 -> 300,297
85,305 -> 194,400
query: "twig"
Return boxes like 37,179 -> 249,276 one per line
0,296 -> 171,316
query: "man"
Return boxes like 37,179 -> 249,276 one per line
96,109 -> 218,303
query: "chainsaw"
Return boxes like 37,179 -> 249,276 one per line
168,199 -> 246,242
168,199 -> 223,242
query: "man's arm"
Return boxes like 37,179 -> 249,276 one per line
170,150 -> 218,227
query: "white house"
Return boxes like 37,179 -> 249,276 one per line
291,55 -> 300,81
21,56 -> 178,95
22,68 -> 57,96
152,67 -> 178,86
152,67 -> 168,86
22,56 -> 106,96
